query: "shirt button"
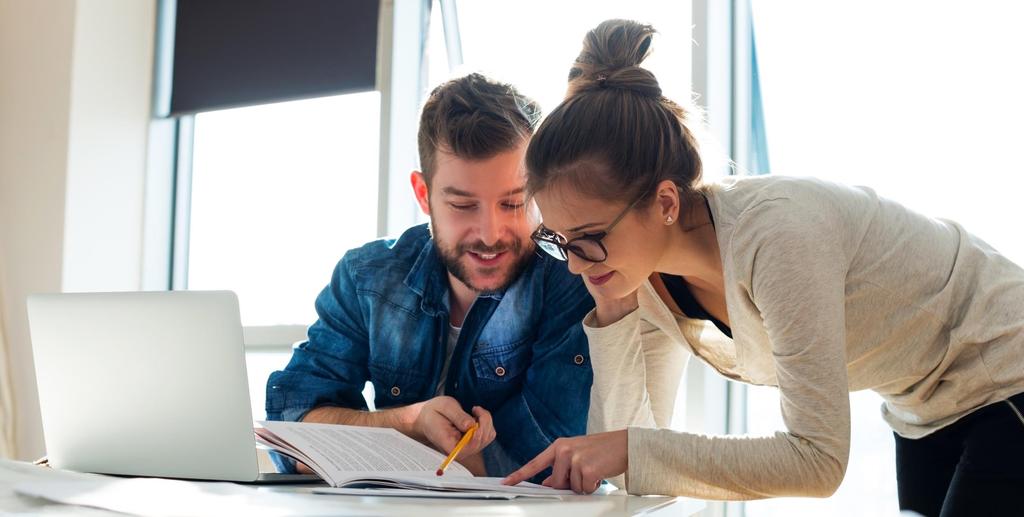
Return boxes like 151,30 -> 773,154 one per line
390,386 -> 401,397
574,354 -> 585,365
495,366 -> 506,377
453,382 -> 459,390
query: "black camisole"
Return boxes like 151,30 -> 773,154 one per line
658,194 -> 733,339
659,273 -> 733,338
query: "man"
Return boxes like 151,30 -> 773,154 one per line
266,73 -> 594,477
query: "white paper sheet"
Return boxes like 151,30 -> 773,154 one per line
14,478 -> 376,517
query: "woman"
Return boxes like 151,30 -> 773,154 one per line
502,19 -> 1024,516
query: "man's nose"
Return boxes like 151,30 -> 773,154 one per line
478,207 -> 503,245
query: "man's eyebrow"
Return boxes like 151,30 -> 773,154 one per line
441,187 -> 475,197
440,187 -> 526,197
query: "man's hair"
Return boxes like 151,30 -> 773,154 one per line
417,73 -> 542,186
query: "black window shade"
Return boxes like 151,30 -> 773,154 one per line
165,0 -> 379,116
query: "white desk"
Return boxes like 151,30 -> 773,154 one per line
0,459 -> 705,516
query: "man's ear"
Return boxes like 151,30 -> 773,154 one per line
410,171 -> 431,215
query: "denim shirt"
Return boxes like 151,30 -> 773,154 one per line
266,224 -> 595,477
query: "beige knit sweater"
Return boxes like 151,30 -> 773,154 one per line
585,175 -> 1024,499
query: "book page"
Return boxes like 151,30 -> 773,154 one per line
254,428 -> 316,468
330,472 -> 574,496
257,421 -> 471,484
313,486 -> 564,499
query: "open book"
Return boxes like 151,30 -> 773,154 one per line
255,420 -> 573,499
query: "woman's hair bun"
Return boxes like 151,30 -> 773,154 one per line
567,19 -> 661,98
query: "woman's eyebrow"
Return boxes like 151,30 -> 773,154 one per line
566,221 -> 604,233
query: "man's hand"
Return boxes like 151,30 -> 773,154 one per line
300,396 -> 496,471
454,451 -> 487,476
407,396 -> 496,457
501,430 -> 628,494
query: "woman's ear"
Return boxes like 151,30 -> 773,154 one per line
654,179 -> 680,225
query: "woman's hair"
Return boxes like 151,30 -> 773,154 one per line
525,19 -> 704,207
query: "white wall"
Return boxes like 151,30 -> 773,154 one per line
0,0 -> 77,461
62,0 -> 156,292
0,0 -> 156,460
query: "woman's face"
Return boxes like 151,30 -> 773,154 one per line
533,182 -> 670,300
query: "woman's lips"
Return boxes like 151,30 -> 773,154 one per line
588,271 -> 614,286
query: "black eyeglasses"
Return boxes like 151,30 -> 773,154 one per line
531,196 -> 642,263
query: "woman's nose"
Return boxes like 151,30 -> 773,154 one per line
566,251 -> 593,275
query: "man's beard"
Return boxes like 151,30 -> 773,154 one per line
431,221 -> 533,295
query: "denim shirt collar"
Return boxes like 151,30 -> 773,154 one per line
403,237 -> 503,317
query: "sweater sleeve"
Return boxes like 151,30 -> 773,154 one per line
625,200 -> 852,499
582,302 -> 689,489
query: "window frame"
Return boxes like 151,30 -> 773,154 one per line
156,1 -> 437,351
692,0 -> 764,514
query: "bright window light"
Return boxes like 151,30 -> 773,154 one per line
746,2 -> 1024,515
187,92 -> 380,327
442,1 -> 693,128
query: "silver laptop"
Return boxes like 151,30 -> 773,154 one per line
27,290 -> 317,483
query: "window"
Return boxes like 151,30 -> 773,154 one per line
743,2 -> 1024,515
166,2 -> 439,421
186,93 -> 380,327
748,1 -> 1024,264
183,92 -> 380,419
441,1 -> 694,132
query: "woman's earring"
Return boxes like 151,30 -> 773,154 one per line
665,216 -> 673,224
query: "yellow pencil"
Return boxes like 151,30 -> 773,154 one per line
436,423 -> 479,476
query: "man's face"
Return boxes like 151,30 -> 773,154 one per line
417,142 -> 538,294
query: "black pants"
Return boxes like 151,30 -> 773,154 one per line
894,392 -> 1024,517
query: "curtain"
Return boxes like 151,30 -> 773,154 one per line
0,273 -> 17,458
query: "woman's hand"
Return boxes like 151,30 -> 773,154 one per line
501,430 -> 628,494
588,283 -> 639,327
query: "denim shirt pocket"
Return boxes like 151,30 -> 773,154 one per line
368,362 -> 430,408
471,340 -> 531,396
